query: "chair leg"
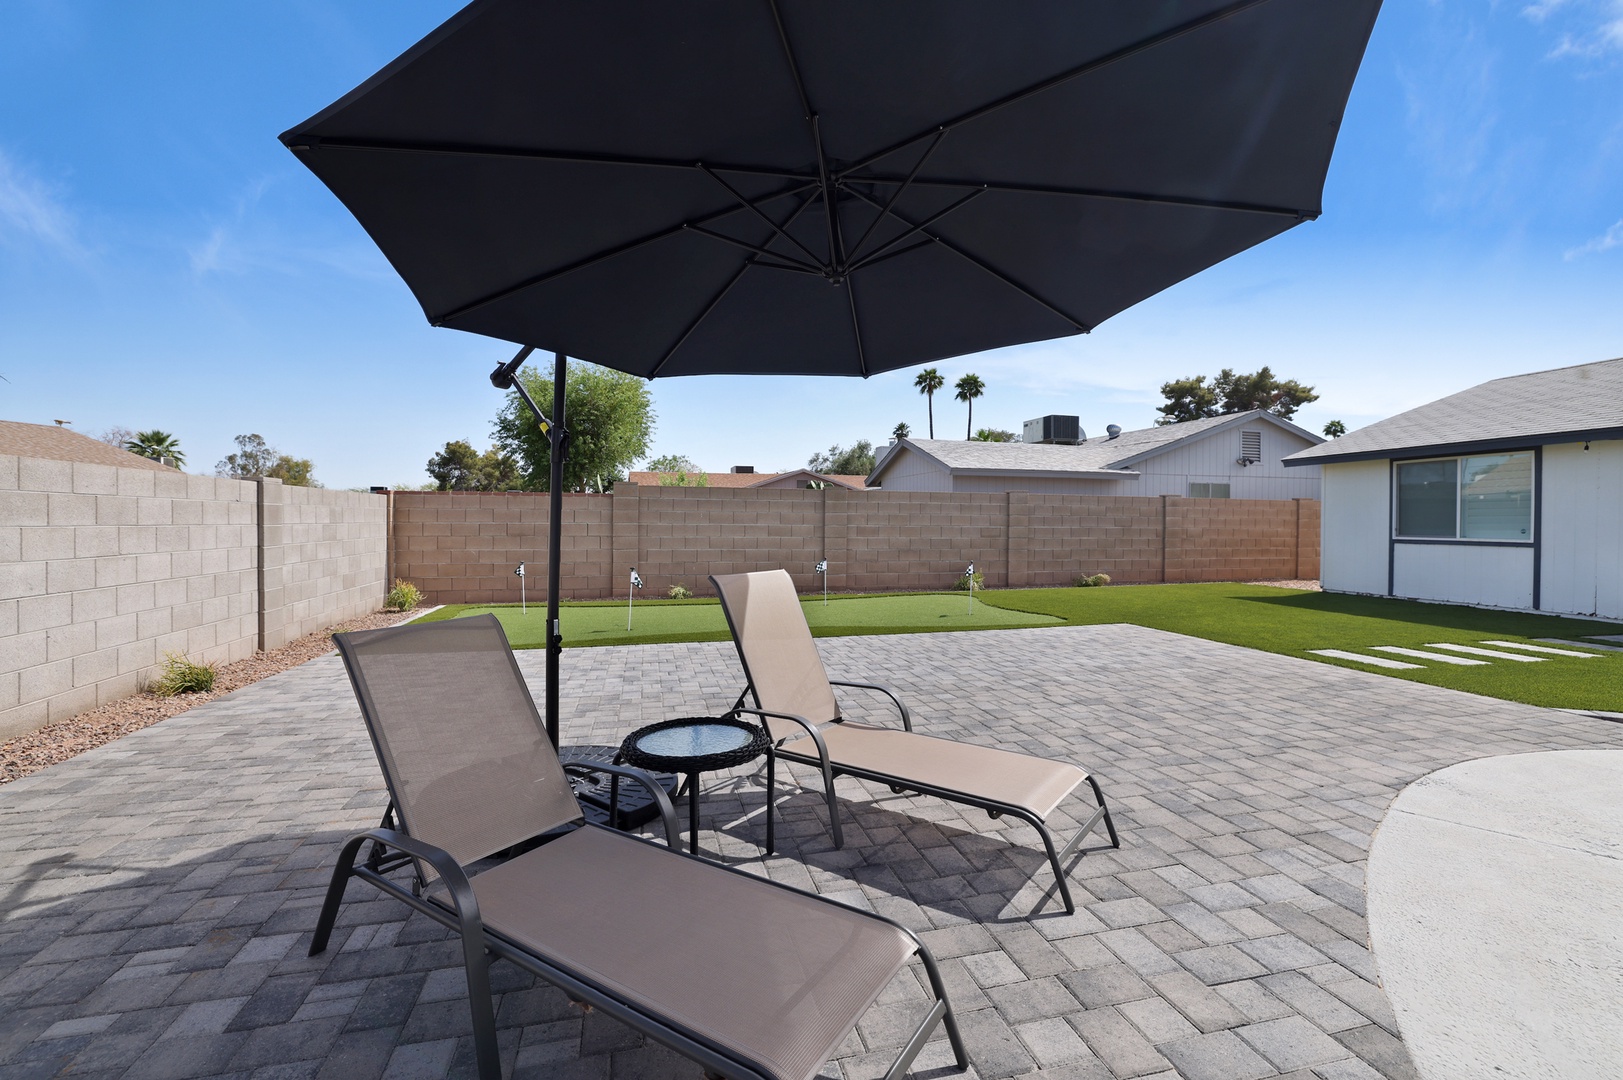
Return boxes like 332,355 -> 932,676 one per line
915,944 -> 970,1070
459,924 -> 501,1080
310,833 -> 368,956
765,748 -> 776,856
1031,819 -> 1077,915
820,765 -> 844,849
1087,776 -> 1121,848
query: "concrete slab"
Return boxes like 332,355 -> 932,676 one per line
1307,650 -> 1422,670
1424,643 -> 1545,662
1536,638 -> 1623,653
1367,750 -> 1623,1080
1480,641 -> 1600,658
1370,647 -> 1486,666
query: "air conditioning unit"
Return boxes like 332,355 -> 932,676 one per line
1022,415 -> 1084,445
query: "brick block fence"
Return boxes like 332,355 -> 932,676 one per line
1,455 -> 386,741
393,487 -> 1320,603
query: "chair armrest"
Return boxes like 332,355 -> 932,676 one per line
829,680 -> 913,731
732,706 -> 834,767
562,761 -> 680,849
355,828 -> 482,926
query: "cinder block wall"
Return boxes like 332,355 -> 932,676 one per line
1,457 -> 389,741
394,487 -> 1321,603
1,455 -> 259,740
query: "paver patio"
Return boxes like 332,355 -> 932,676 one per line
2,623 -> 1619,1080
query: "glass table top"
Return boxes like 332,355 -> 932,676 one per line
633,722 -> 754,759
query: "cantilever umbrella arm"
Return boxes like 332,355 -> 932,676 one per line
491,345 -> 569,746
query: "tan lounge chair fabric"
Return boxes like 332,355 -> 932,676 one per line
780,722 -> 1086,821
473,826 -> 913,1080
710,570 -> 842,738
337,616 -> 582,872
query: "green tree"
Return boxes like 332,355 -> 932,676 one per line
426,440 -> 519,490
971,427 -> 1015,442
266,455 -> 319,488
1322,419 -> 1347,439
657,471 -> 709,487
645,454 -> 700,473
954,373 -> 985,439
491,360 -> 654,491
808,440 -> 876,476
892,422 -> 910,440
914,367 -> 945,438
126,430 -> 185,467
216,434 -> 279,479
1157,368 -> 1319,426
1154,375 -> 1219,425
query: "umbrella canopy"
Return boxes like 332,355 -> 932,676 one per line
281,0 -> 1381,380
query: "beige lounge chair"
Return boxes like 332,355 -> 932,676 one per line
712,569 -> 1119,915
314,614 -> 966,1080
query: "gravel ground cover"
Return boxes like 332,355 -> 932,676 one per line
0,609 -> 420,786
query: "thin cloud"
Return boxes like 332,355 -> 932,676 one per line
1532,0 -> 1623,57
1564,218 -> 1623,258
0,150 -> 82,255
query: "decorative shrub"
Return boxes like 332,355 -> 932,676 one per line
1075,573 -> 1112,587
386,579 -> 423,611
668,583 -> 693,600
149,652 -> 217,696
953,570 -> 986,592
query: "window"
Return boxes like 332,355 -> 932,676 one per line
1239,430 -> 1262,464
1395,453 -> 1532,540
1189,482 -> 1231,498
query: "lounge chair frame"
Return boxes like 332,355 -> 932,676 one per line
713,572 -> 1118,916
315,617 -> 967,1080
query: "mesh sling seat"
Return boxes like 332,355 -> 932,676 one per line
314,615 -> 966,1080
712,570 -> 1119,915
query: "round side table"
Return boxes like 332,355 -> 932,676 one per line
617,717 -> 771,856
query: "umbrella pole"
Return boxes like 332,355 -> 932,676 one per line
490,346 -> 568,747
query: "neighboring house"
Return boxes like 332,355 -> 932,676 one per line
0,420 -> 177,472
1283,357 -> 1623,619
867,411 -> 1322,499
625,467 -> 867,490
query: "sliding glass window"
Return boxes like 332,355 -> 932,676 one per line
1395,452 -> 1532,540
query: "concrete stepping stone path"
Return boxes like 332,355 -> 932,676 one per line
1424,643 -> 1546,662
1308,649 -> 1422,669
1480,640 -> 1600,658
1371,646 -> 1487,666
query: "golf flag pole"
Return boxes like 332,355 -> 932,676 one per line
627,566 -> 643,630
515,561 -> 526,614
815,559 -> 828,606
964,561 -> 975,614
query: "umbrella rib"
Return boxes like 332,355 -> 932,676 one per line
767,0 -> 815,125
646,261 -> 754,379
700,164 -> 826,270
837,0 -> 1276,179
844,277 -> 869,378
432,179 -> 817,325
290,136 -> 815,183
848,188 -> 986,273
684,225 -> 822,271
845,187 -> 1091,332
812,115 -> 846,273
843,175 -> 1310,220
845,129 -> 947,264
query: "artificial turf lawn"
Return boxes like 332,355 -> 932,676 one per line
416,592 -> 1059,649
418,583 -> 1623,712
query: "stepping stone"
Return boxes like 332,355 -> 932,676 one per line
1372,646 -> 1488,666
1538,638 -> 1623,653
1481,641 -> 1599,658
1308,649 -> 1422,670
1425,644 -> 1545,662
1584,634 -> 1623,644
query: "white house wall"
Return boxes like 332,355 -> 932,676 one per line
1393,544 -> 1535,610
1320,461 -> 1389,595
874,447 -> 954,492
1127,423 -> 1321,499
950,474 -> 1124,495
1540,439 -> 1623,619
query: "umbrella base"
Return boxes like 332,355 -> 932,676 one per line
560,743 -> 679,830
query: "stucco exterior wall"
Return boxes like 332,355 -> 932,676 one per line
1539,439 -> 1622,620
1320,460 -> 1391,596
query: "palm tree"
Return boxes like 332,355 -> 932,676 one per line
954,374 -> 985,439
914,367 -> 945,438
126,430 -> 185,467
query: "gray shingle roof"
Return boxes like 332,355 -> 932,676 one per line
871,410 -> 1318,480
1284,357 -> 1623,466
0,421 -> 177,471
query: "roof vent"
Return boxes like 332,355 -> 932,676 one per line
1022,415 -> 1084,445
730,465 -> 755,474
1105,424 -> 1122,440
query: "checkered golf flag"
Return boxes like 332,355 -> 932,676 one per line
629,567 -> 644,590
815,560 -> 827,575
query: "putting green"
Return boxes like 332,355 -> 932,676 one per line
419,592 -> 1059,648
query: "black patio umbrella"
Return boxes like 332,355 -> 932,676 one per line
282,0 -> 1381,743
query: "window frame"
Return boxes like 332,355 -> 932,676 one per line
1391,451 -> 1535,545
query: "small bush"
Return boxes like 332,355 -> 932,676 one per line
953,571 -> 986,592
150,652 -> 217,696
386,579 -> 423,611
668,583 -> 693,600
1074,573 -> 1112,588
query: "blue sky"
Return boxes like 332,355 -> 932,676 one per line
2,1 -> 1620,489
